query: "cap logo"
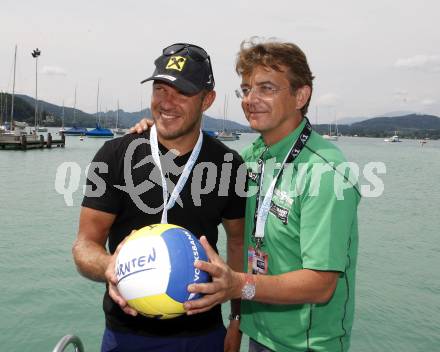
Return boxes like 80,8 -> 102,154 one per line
166,56 -> 187,71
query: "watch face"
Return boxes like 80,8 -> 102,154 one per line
228,313 -> 241,321
242,283 -> 256,300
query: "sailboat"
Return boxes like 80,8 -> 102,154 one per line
216,131 -> 239,141
216,94 -> 239,141
0,46 -> 39,148
59,101 -> 66,133
322,108 -> 339,141
0,91 -> 11,134
37,105 -> 47,131
112,100 -> 126,136
86,82 -> 114,138
1,46 -> 17,135
384,131 -> 401,142
201,113 -> 216,137
0,45 -> 32,139
322,132 -> 338,141
37,111 -> 48,132
64,87 -> 88,135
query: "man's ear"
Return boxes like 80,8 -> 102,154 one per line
294,86 -> 311,111
201,90 -> 216,112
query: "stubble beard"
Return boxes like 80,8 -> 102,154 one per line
155,113 -> 202,141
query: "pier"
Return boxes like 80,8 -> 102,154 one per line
0,132 -> 65,150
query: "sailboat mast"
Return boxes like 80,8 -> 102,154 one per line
226,94 -> 229,131
116,100 -> 119,129
223,94 -> 228,131
62,100 -> 65,128
328,107 -> 332,135
73,87 -> 77,124
0,91 -> 3,125
96,81 -> 100,126
4,94 -> 8,125
315,105 -> 318,126
10,45 -> 17,130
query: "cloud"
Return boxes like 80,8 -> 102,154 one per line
393,90 -> 410,102
269,17 -> 326,32
294,23 -> 326,33
394,90 -> 408,96
394,55 -> 440,72
316,93 -> 340,106
421,98 -> 436,106
42,66 -> 67,76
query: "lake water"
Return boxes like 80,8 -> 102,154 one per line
0,129 -> 439,351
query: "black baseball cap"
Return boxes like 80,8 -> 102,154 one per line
141,43 -> 215,95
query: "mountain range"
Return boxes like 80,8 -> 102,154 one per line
0,93 -> 251,132
314,114 -> 440,139
1,93 -> 440,138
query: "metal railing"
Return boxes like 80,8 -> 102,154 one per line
52,335 -> 84,352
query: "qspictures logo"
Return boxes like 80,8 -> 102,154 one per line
54,137 -> 386,209
53,137 -> 247,208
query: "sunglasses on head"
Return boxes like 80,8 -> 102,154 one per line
163,43 -> 209,61
162,43 -> 215,88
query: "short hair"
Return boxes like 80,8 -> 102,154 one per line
236,38 -> 314,115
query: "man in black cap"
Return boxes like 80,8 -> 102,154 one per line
73,43 -> 245,352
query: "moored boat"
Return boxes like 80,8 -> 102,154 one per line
64,126 -> 88,135
322,134 -> 338,141
216,130 -> 239,141
384,132 -> 401,142
85,82 -> 113,138
64,88 -> 88,135
86,124 -> 114,138
215,94 -> 239,141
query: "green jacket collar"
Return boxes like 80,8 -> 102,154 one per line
252,118 -> 307,162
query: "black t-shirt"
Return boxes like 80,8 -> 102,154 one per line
82,131 -> 246,336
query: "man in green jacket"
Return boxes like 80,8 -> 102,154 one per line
134,39 -> 360,352
184,39 -> 360,352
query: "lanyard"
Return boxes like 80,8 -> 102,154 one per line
149,125 -> 203,223
253,118 -> 313,249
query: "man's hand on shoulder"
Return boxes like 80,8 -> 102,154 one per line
129,118 -> 154,134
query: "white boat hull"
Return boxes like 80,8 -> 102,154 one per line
323,134 -> 338,141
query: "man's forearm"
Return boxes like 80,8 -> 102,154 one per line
72,239 -> 111,282
227,228 -> 244,316
227,240 -> 243,273
235,269 -> 339,305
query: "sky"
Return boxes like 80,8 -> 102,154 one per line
1,0 -> 439,125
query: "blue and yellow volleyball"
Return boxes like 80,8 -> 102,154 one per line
115,223 -> 209,319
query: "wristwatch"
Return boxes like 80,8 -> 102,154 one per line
241,273 -> 256,300
228,313 -> 241,321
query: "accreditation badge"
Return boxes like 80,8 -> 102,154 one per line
247,246 -> 269,275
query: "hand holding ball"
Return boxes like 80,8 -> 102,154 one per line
115,224 -> 209,319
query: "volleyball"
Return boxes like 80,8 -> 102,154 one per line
115,223 -> 209,319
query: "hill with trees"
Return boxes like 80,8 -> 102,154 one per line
4,94 -> 439,138
0,93 -> 251,131
313,114 -> 440,139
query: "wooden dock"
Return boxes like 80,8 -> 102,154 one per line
0,132 -> 65,150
